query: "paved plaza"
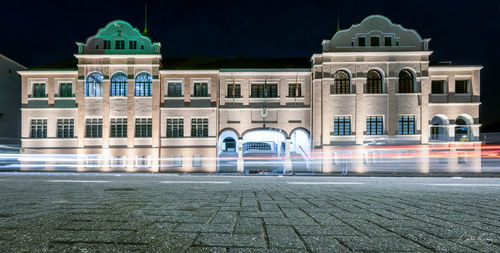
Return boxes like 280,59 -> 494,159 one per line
0,174 -> 500,252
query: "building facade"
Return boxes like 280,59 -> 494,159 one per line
18,15 -> 482,173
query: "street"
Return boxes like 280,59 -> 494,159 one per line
0,173 -> 499,252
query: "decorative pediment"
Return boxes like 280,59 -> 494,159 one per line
76,20 -> 161,55
322,15 -> 430,52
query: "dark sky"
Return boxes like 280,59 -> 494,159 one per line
2,0 -> 499,125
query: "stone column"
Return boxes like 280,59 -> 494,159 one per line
102,79 -> 110,149
284,139 -> 292,174
237,139 -> 243,173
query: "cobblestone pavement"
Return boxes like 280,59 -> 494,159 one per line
1,174 -> 500,252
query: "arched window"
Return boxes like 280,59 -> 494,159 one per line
398,69 -> 414,93
111,73 -> 128,96
135,73 -> 152,97
85,72 -> 103,97
223,137 -> 236,152
430,115 -> 448,141
332,70 -> 350,94
366,70 -> 382,94
455,116 -> 471,142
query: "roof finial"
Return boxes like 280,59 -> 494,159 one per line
143,3 -> 148,34
336,1 -> 341,33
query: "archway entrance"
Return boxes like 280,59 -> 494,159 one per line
430,115 -> 448,142
455,115 -> 471,142
242,129 -> 286,174
290,129 -> 311,172
217,130 -> 239,172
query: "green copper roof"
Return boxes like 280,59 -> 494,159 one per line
76,20 -> 160,55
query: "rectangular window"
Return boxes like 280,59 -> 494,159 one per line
288,83 -> 302,97
110,118 -> 127,138
135,118 -> 152,138
370,37 -> 380,46
398,115 -> 416,135
192,155 -> 202,167
227,83 -> 241,98
85,118 -> 102,138
115,40 -> 125,49
455,80 -> 469,94
193,82 -> 209,97
104,40 -> 111,49
366,116 -> 383,135
166,118 -> 184,138
57,118 -> 74,138
251,83 -> 278,98
384,37 -> 392,46
191,118 -> 208,137
31,119 -> 47,138
333,116 -> 351,136
431,80 -> 445,94
59,83 -> 72,97
135,155 -> 151,167
129,40 -> 137,50
172,155 -> 182,167
167,82 -> 183,97
358,37 -> 366,47
32,83 -> 46,98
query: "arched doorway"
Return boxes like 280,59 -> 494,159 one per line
455,115 -> 472,142
217,130 -> 239,172
290,129 -> 311,172
430,115 -> 449,142
242,128 -> 287,174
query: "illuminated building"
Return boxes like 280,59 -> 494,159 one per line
18,15 -> 482,173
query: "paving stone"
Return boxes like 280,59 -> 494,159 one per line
303,235 -> 350,252
294,225 -> 363,236
234,217 -> 263,234
195,233 -> 266,248
175,223 -> 232,233
336,235 -> 429,252
266,225 -> 305,249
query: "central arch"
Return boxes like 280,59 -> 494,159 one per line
430,114 -> 449,142
217,129 -> 239,172
242,128 -> 287,174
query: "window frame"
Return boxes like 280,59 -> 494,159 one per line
333,116 -> 352,136
110,72 -> 128,97
191,118 -> 209,137
166,118 -> 184,138
193,81 -> 209,97
57,118 -> 74,138
30,118 -> 47,138
85,118 -> 103,138
32,82 -> 46,98
135,118 -> 152,138
110,118 -> 128,138
370,36 -> 380,47
84,72 -> 104,97
250,83 -> 278,98
431,80 -> 446,94
455,80 -> 470,94
167,81 -> 183,97
288,83 -> 302,97
366,70 -> 383,94
398,69 -> 415,93
135,72 -> 153,97
227,82 -> 241,98
331,70 -> 351,94
398,115 -> 416,135
366,116 -> 384,135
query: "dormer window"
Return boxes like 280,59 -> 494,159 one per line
129,41 -> 137,50
371,37 -> 380,47
104,40 -> 111,49
115,40 -> 125,50
358,37 -> 366,47
384,37 -> 392,46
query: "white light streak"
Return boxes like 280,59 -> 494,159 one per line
46,180 -> 112,183
426,184 -> 500,187
159,181 -> 230,184
287,182 -> 365,185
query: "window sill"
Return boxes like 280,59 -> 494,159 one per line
330,94 -> 356,96
54,97 -> 75,100
362,93 -> 387,96
395,93 -> 420,95
190,97 -> 211,100
164,96 -> 185,100
109,96 -> 128,99
430,93 -> 447,96
28,97 -> 48,100
455,93 -> 472,96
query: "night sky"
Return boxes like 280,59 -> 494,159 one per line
2,0 -> 499,127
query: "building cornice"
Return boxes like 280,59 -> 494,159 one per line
74,54 -> 162,59
18,70 -> 78,75
159,70 -> 220,74
312,51 -> 433,58
429,66 -> 483,71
